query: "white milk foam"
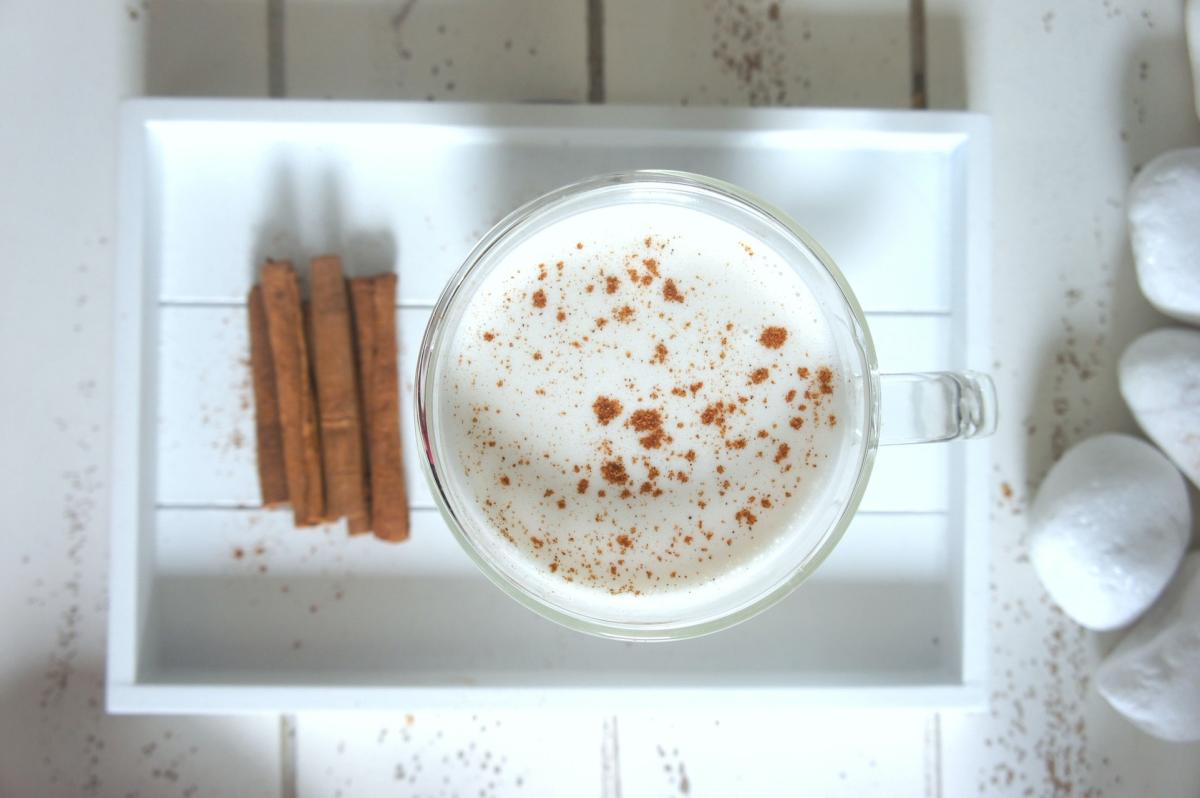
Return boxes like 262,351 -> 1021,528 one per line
437,202 -> 858,620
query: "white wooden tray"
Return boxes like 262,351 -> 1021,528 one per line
109,100 -> 990,713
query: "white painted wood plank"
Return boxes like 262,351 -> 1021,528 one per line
143,0 -> 269,96
605,0 -> 913,109
294,712 -> 603,798
284,0 -> 587,102
0,0 -> 282,795
616,711 -> 932,797
926,0 -> 1200,793
146,508 -> 953,688
147,107 -> 958,312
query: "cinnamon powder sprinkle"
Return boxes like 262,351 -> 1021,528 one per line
629,409 -> 662,432
482,331 -> 496,341
817,367 -> 835,395
605,276 -> 620,294
556,309 -> 566,322
689,382 -> 703,394
789,417 -> 804,429
759,326 -> 788,348
653,342 -> 668,363
735,508 -> 758,526
615,305 -> 635,322
750,367 -> 769,384
601,460 -> 629,485
785,389 -> 797,402
577,478 -> 589,494
774,443 -> 790,463
593,396 -> 623,425
532,289 -> 547,308
663,279 -> 684,303
499,475 -> 511,486
642,258 -> 660,276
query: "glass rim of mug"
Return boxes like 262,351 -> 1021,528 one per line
414,170 -> 882,641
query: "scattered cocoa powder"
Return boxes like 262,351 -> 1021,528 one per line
577,478 -> 589,494
605,276 -> 620,294
750,367 -> 769,384
483,331 -> 496,341
532,289 -> 547,309
774,443 -> 790,463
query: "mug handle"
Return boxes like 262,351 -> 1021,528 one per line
878,371 -> 997,445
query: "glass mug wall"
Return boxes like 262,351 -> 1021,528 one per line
415,171 -> 995,640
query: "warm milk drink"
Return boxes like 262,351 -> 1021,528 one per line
436,202 -> 860,620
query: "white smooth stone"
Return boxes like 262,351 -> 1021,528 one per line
1129,148 -> 1200,325
1028,434 -> 1190,631
1098,553 -> 1200,742
1120,327 -> 1200,490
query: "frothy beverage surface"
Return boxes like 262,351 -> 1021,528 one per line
437,202 -> 855,618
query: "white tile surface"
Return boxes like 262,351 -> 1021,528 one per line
926,0 -> 1200,794
284,0 -> 587,102
0,1 -> 282,796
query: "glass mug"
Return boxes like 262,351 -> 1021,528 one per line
415,171 -> 995,640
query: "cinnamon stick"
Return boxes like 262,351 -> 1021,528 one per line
247,286 -> 288,507
261,261 -> 325,526
350,274 -> 410,542
309,256 -> 370,533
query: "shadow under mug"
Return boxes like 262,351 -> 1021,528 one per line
415,171 -> 996,641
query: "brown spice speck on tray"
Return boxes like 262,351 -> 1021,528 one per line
577,478 -> 590,494
532,288 -> 547,309
750,367 -> 769,384
663,279 -> 684,303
